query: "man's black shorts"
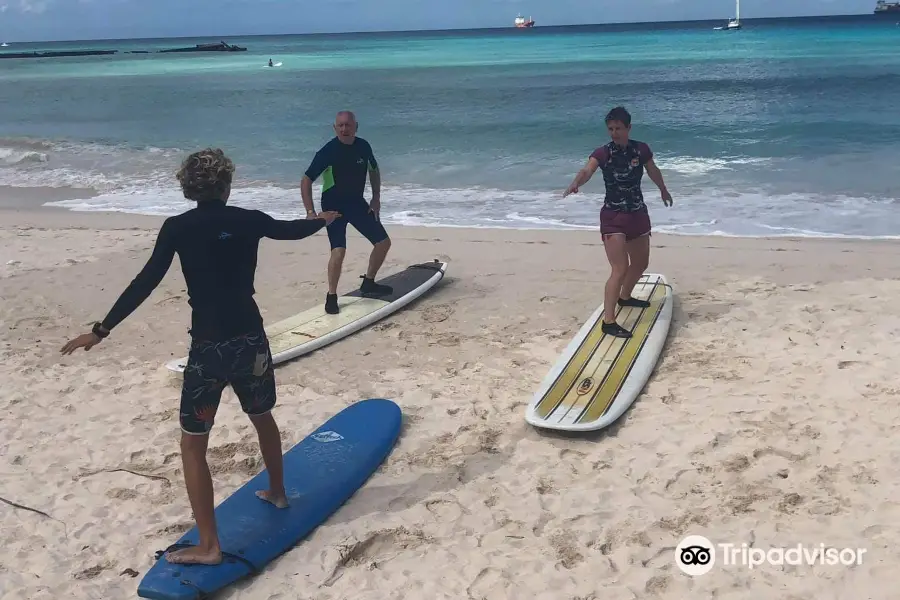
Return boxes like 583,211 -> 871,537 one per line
322,197 -> 389,250
179,331 -> 276,435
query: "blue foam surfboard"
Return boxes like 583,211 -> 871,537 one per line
136,398 -> 402,600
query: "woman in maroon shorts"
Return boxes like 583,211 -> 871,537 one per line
563,106 -> 673,339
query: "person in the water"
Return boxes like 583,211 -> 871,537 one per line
60,148 -> 340,566
563,106 -> 673,338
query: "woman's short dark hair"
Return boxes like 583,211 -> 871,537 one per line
605,106 -> 632,127
176,148 -> 235,202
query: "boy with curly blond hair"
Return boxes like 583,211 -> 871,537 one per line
61,148 -> 340,566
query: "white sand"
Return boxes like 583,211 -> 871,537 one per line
2,206 -> 899,599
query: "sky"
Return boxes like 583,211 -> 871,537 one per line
0,0 -> 879,42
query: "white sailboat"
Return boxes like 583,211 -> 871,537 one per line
727,0 -> 742,29
714,0 -> 742,30
725,0 -> 741,30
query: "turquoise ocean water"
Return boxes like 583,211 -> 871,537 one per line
1,15 -> 899,237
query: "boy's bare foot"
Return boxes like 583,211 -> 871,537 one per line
165,545 -> 222,565
255,489 -> 289,509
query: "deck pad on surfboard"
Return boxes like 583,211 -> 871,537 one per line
166,259 -> 447,372
136,398 -> 402,600
524,273 -> 673,432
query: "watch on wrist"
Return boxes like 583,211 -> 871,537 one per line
91,322 -> 109,339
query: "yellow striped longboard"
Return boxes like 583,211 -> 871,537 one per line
525,273 -> 673,431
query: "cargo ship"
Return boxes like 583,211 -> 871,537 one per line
874,0 -> 900,14
514,14 -> 535,28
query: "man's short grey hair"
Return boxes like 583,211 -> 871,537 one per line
336,110 -> 356,123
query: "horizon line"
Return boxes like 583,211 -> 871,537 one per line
0,12 -> 878,45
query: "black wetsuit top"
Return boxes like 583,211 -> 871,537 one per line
100,202 -> 325,341
304,136 -> 378,209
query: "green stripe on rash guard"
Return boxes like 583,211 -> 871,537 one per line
368,160 -> 377,171
322,166 -> 335,193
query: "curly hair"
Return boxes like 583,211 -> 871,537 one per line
176,148 -> 235,202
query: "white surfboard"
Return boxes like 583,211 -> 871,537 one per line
525,273 -> 673,432
166,259 -> 447,373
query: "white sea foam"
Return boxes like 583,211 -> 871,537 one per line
0,148 -> 49,166
37,181 -> 900,240
3,137 -> 899,240
658,155 -> 771,176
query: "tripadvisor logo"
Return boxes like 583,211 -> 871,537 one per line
675,535 -> 867,575
675,535 -> 715,576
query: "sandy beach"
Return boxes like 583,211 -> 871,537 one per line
2,199 -> 900,600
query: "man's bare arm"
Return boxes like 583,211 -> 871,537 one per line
369,166 -> 381,202
300,175 -> 316,216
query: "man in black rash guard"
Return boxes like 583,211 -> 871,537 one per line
60,148 -> 340,567
301,110 -> 393,315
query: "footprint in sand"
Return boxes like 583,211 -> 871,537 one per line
434,333 -> 461,347
422,304 -> 453,323
74,562 -> 114,580
324,527 -> 430,585
644,575 -> 671,594
106,488 -> 139,500
535,477 -> 556,495
548,530 -> 585,569
723,454 -> 751,472
425,497 -> 466,520
776,492 -> 805,513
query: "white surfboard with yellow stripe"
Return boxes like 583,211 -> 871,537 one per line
525,273 -> 673,432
